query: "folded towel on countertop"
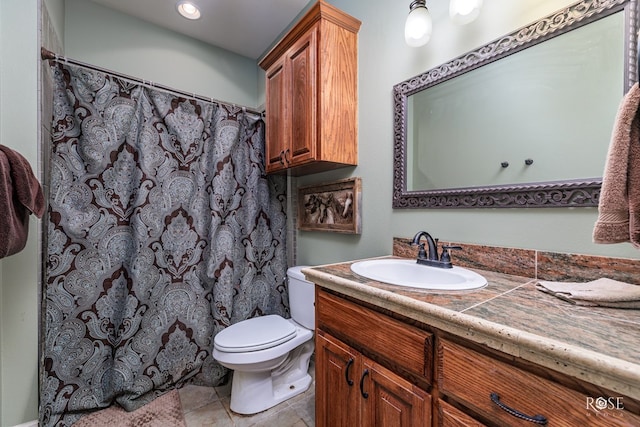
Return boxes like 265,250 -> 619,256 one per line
0,145 -> 45,258
593,82 -> 640,248
536,278 -> 640,309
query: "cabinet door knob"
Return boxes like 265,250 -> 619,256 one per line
359,369 -> 369,399
279,150 -> 286,165
345,358 -> 354,386
490,392 -> 548,425
284,148 -> 291,165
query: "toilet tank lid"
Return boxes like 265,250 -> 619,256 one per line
287,266 -> 311,282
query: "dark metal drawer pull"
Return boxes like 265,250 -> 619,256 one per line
360,369 -> 369,398
345,358 -> 354,386
490,392 -> 548,425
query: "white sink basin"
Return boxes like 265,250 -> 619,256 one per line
350,259 -> 487,291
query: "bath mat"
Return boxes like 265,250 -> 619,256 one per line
73,390 -> 186,427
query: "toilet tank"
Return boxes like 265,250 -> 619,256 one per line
287,266 -> 315,330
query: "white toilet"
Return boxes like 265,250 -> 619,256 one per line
212,266 -> 315,415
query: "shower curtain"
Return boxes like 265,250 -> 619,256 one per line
41,62 -> 288,427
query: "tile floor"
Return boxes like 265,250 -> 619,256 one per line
178,362 -> 315,427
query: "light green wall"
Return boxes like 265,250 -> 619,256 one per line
0,0 -> 41,425
64,0 -> 259,109
45,0 -> 64,48
294,0 -> 640,267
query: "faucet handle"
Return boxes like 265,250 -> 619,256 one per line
414,242 -> 427,259
440,245 -> 462,263
442,245 -> 462,250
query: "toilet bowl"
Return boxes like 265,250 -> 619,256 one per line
212,266 -> 315,415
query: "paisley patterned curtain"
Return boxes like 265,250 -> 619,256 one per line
42,62 -> 288,426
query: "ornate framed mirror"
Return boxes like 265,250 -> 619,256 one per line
393,0 -> 638,208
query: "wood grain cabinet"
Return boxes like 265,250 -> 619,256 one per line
437,338 -> 640,427
315,289 -> 433,427
317,332 -> 431,427
313,287 -> 640,427
437,399 -> 487,427
258,1 -> 360,175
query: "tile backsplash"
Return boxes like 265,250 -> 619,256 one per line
393,237 -> 640,284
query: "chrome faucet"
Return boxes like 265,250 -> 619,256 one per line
410,231 -> 461,269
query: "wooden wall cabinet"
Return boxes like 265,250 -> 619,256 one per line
259,1 -> 360,175
314,287 -> 640,427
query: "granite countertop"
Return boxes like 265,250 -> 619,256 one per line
302,256 -> 640,401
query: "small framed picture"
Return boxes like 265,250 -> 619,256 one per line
298,177 -> 362,234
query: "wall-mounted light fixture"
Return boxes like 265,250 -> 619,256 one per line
176,1 -> 201,20
449,0 -> 483,25
405,0 -> 432,47
405,0 -> 483,47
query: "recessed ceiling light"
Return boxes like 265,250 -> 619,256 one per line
176,1 -> 201,20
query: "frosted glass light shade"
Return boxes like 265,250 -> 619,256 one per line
449,0 -> 482,25
405,2 -> 432,47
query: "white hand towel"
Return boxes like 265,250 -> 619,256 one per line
536,278 -> 640,309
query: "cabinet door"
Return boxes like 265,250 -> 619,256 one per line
361,359 -> 432,427
287,26 -> 317,167
264,57 -> 288,173
316,332 -> 360,427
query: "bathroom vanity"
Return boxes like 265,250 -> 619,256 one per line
304,259 -> 640,426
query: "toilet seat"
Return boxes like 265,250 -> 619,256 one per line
214,315 -> 297,353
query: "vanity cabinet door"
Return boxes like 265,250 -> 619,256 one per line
362,358 -> 432,427
316,330 -> 432,427
316,332 -> 361,427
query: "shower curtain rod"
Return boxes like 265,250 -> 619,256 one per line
41,47 -> 265,117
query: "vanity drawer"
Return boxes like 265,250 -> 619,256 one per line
316,288 -> 433,384
437,399 -> 486,427
438,339 -> 640,427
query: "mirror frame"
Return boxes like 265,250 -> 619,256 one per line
393,0 -> 638,209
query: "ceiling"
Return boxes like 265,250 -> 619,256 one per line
89,0 -> 310,60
